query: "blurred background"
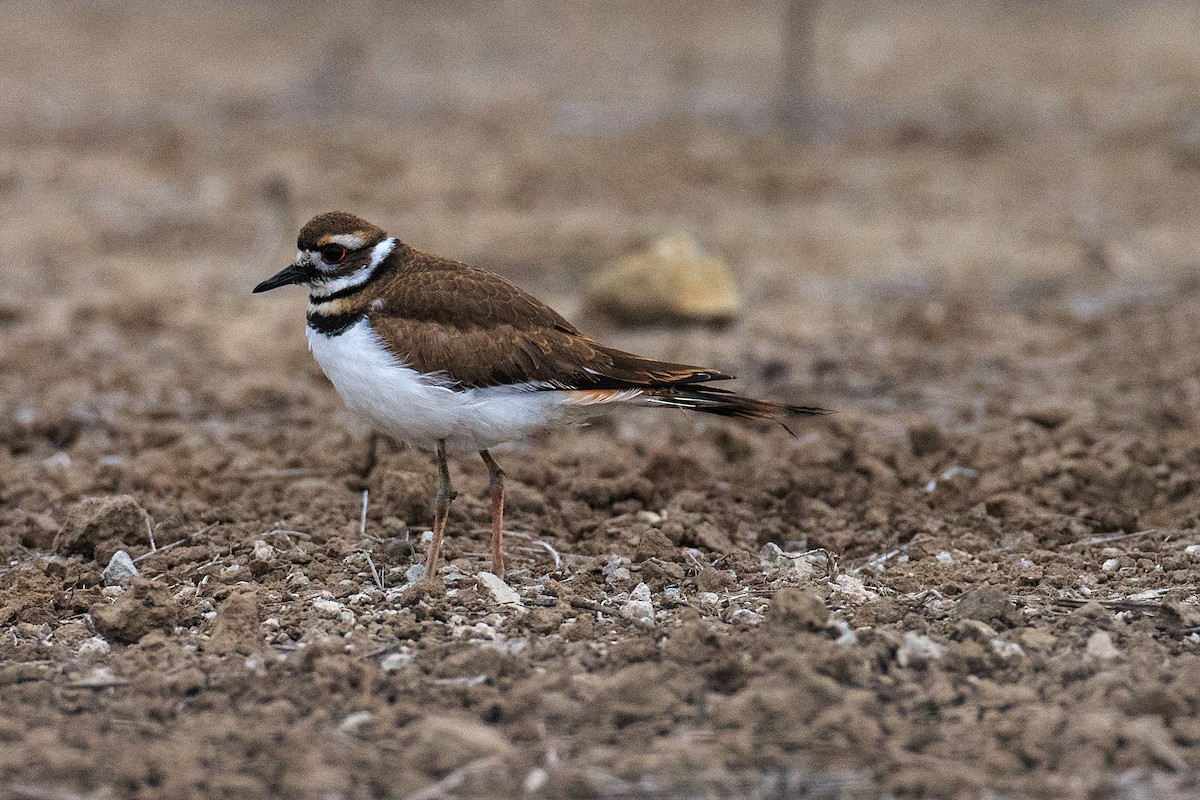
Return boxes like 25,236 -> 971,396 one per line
3,0 -> 1200,417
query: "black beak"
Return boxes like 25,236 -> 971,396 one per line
252,263 -> 309,293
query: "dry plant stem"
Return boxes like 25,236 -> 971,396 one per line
424,439 -> 456,577
480,449 -> 506,576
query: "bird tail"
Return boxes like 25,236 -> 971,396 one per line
639,385 -> 829,432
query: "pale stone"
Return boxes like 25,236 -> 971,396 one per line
101,550 -> 138,587
477,572 -> 525,610
585,234 -> 742,325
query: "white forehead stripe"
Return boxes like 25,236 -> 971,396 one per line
308,237 -> 396,299
329,233 -> 368,249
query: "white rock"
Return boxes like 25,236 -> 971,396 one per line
477,572 -> 525,610
1101,558 -> 1120,572
252,540 -> 275,562
605,567 -> 632,585
585,233 -> 742,325
338,711 -> 372,733
77,636 -> 111,657
312,597 -> 346,617
730,608 -> 764,626
523,767 -> 548,794
602,555 -> 631,586
101,550 -> 138,587
620,582 -> 655,627
697,592 -> 721,608
1085,630 -> 1120,661
935,551 -> 955,565
991,639 -> 1025,659
760,543 -> 818,580
380,651 -> 413,672
830,574 -> 880,603
896,632 -> 944,667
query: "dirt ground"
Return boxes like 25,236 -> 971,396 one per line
3,2 -> 1200,798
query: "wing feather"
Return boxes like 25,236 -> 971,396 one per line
366,256 -> 731,390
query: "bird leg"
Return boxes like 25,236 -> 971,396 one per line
352,431 -> 380,485
479,450 -> 506,576
424,439 -> 456,578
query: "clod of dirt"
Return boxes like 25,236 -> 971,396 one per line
907,418 -> 947,456
953,585 -> 1020,628
399,714 -> 512,777
768,587 -> 828,631
55,495 -> 151,561
584,233 -> 742,326
633,528 -> 678,562
101,550 -> 138,587
207,589 -> 261,655
1016,401 -> 1075,428
7,510 -> 58,551
89,578 -> 181,644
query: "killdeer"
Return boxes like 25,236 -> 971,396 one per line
254,212 -> 827,578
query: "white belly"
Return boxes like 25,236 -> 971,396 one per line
306,319 -> 575,453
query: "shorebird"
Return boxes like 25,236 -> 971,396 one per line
254,212 -> 826,577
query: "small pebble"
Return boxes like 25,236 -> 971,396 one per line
831,575 -> 880,603
620,582 -> 655,627
523,767 -> 548,794
1085,630 -> 1120,661
77,637 -> 111,657
381,652 -> 413,672
101,550 -> 138,587
730,608 -> 764,626
312,597 -> 346,617
252,540 -> 275,562
338,711 -> 372,733
477,572 -> 524,609
897,632 -> 944,668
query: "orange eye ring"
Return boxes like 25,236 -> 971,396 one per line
320,244 -> 348,264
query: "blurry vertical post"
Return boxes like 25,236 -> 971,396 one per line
778,0 -> 824,135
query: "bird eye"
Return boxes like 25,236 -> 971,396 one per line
320,244 -> 347,264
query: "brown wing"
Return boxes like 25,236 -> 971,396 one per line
367,257 -> 732,390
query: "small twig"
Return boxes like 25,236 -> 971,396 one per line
263,529 -> 311,539
1065,529 -> 1159,549
145,516 -> 156,552
532,540 -> 562,569
132,539 -> 185,563
365,552 -> 385,591
359,490 -> 369,538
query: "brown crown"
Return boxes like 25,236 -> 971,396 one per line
297,211 -> 387,250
